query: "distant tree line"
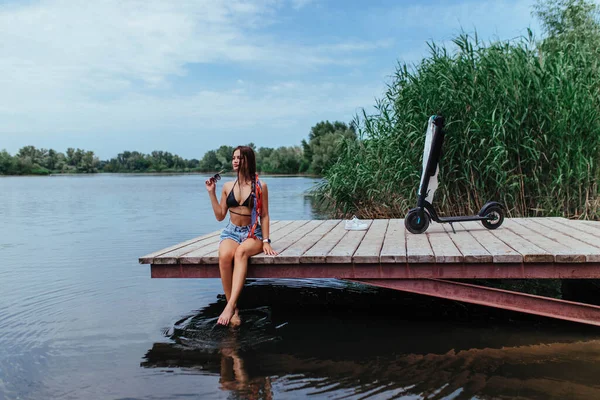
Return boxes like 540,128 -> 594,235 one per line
0,120 -> 356,176
198,120 -> 356,175
0,146 -> 99,175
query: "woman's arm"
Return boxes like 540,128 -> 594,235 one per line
260,182 -> 278,255
206,179 -> 229,221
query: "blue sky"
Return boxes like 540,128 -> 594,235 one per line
0,0 -> 555,160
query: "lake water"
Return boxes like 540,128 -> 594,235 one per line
1,174 -> 600,400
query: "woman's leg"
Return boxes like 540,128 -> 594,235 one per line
217,238 -> 263,326
218,239 -> 239,307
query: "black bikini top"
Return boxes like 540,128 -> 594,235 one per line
226,180 -> 251,208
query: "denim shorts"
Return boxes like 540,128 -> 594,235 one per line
220,222 -> 263,244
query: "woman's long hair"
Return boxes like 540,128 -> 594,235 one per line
232,146 -> 262,238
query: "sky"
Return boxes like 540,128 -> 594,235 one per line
0,0 -> 551,160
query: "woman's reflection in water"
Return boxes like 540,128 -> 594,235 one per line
144,282 -> 600,399
219,341 -> 272,400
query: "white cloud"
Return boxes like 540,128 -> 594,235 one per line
0,0 -> 388,158
0,0 -> 559,158
0,0 -> 378,97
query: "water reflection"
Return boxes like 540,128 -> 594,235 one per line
142,280 -> 600,399
143,303 -> 279,399
219,345 -> 273,399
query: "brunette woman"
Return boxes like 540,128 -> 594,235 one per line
205,146 -> 277,326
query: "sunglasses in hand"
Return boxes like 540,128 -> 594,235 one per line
205,171 -> 224,185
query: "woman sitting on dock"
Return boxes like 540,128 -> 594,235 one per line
205,145 -> 277,326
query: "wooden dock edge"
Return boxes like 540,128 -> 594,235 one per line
149,262 -> 600,279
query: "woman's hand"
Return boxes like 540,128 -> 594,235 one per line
262,243 -> 278,256
205,178 -> 216,193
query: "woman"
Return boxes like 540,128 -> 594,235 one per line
205,146 -> 277,326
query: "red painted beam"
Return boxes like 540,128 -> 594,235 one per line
351,278 -> 600,327
150,262 -> 600,279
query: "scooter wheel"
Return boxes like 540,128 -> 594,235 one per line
481,205 -> 504,230
405,209 -> 430,234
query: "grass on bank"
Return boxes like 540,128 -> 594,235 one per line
318,30 -> 600,221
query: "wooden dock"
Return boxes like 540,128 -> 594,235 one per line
139,217 -> 600,326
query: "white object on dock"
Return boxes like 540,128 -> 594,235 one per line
344,216 -> 369,231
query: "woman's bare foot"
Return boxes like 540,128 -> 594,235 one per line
218,304 -> 236,325
230,308 -> 241,327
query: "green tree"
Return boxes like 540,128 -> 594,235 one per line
172,155 -> 186,170
128,151 -> 150,171
303,121 -> 357,175
534,0 -> 600,42
102,158 -> 119,172
78,151 -> 99,173
258,146 -> 302,174
256,147 -> 274,172
215,145 -> 234,172
43,149 -> 59,170
276,146 -> 303,174
187,159 -> 200,169
300,139 -> 312,173
17,146 -> 47,166
0,149 -> 15,174
150,150 -> 171,171
15,156 -> 34,174
66,148 -> 76,166
310,133 -> 351,175
199,150 -> 219,172
65,148 -> 85,168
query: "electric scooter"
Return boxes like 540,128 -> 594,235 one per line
404,115 -> 505,234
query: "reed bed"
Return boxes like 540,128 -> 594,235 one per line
318,33 -> 600,220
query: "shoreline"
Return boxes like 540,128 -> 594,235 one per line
0,171 -> 323,178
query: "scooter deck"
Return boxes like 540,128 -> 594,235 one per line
436,215 -> 486,223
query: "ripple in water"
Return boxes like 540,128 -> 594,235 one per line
167,305 -> 281,354
142,280 -> 600,400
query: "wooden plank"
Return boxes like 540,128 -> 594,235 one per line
152,234 -> 221,264
488,221 -> 553,263
146,218 -> 287,263
152,220 -> 287,264
380,219 -> 407,263
142,218 -> 600,270
503,219 -> 584,263
179,220 -> 296,264
457,221 -> 522,263
353,219 -> 389,263
580,220 -> 600,228
513,218 -> 600,262
553,219 -> 600,239
534,218 -> 600,250
253,220 -> 326,264
275,220 -> 341,264
195,219 -> 304,264
326,220 -> 373,263
426,222 -> 463,263
138,230 -> 221,264
301,221 -> 349,263
405,224 -> 435,263
442,223 -> 493,263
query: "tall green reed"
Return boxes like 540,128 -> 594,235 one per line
318,32 -> 600,220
